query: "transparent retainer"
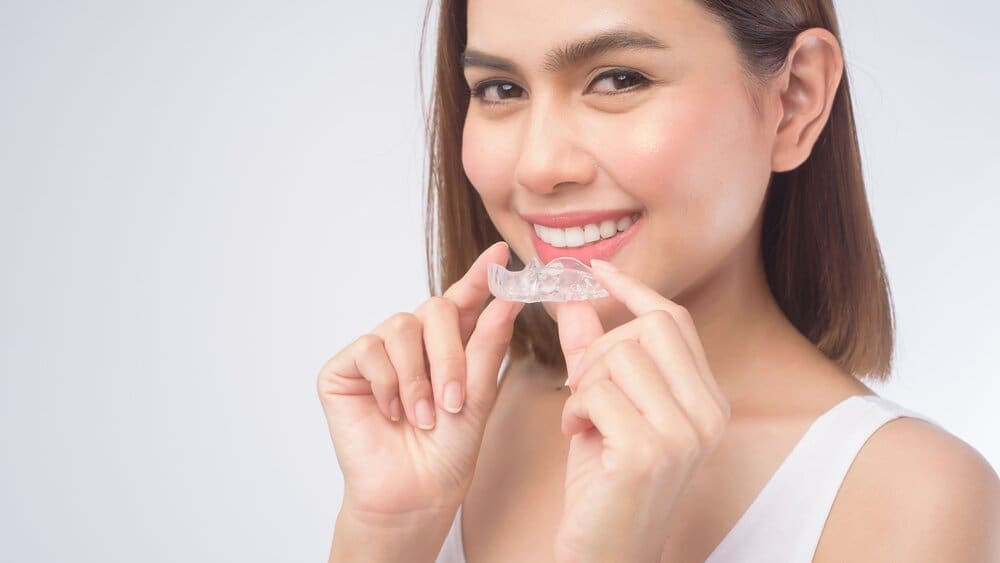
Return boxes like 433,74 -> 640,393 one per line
488,256 -> 610,303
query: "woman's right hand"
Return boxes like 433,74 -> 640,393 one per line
317,241 -> 525,525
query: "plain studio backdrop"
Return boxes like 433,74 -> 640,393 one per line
1,1 -> 997,561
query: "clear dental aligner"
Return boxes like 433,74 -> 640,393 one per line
488,256 -> 610,303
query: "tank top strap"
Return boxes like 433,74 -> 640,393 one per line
435,504 -> 466,563
707,394 -> 939,562
498,346 -> 512,384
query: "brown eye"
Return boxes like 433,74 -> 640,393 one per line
470,81 -> 526,105
588,69 -> 650,95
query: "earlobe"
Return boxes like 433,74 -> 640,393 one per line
771,28 -> 844,173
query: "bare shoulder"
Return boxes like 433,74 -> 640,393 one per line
816,413 -> 1000,562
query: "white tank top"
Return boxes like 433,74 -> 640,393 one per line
435,350 -> 937,562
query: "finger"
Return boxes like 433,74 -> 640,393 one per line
560,375 -> 654,473
373,313 -> 435,430
573,310 -> 698,396
419,296 -> 468,414
554,300 -> 605,389
579,309 -> 697,386
574,315 -> 725,444
318,333 -> 402,422
442,241 -> 510,343
588,260 -> 723,403
585,340 -> 699,446
464,295 -> 525,418
589,260 -> 709,372
633,313 -> 726,442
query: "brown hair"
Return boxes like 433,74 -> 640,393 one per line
418,0 -> 895,381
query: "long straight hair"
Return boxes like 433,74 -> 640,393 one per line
419,0 -> 895,381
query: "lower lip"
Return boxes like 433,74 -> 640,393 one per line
530,214 -> 643,266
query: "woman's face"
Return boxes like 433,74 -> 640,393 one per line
461,0 -> 780,328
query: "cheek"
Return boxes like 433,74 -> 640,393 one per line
462,119 -> 517,204
461,117 -> 529,255
606,87 -> 769,238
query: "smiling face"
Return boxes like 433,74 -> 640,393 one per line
462,0 -> 782,329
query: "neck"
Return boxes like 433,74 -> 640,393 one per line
672,233 -> 792,404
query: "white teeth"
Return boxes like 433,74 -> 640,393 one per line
548,227 -> 566,247
599,219 -> 617,239
564,226 -> 585,247
534,213 -> 640,248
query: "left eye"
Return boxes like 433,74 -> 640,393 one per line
588,69 -> 650,94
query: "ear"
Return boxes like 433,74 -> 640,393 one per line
771,28 -> 844,173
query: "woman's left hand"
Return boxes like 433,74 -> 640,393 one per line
551,260 -> 731,563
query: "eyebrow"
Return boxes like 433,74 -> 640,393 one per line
460,28 -> 668,75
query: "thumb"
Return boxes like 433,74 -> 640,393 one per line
443,241 -> 511,342
554,300 -> 605,389
463,295 -> 524,418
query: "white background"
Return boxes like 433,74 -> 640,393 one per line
1,1 -> 997,561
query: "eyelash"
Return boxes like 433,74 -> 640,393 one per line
468,68 -> 651,107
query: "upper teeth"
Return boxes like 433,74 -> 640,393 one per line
534,212 -> 640,248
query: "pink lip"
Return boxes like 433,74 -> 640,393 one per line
519,208 -> 641,229
529,212 -> 643,266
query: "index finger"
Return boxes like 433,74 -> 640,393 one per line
589,260 -> 711,377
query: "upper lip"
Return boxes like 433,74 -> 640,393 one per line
519,208 -> 641,229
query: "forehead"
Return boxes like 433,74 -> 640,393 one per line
465,0 -> 722,59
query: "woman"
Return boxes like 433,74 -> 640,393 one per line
319,0 -> 1000,561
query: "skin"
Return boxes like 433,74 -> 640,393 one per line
455,0 -> 1000,561
461,0 -> 833,409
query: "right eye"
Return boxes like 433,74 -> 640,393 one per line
469,81 -> 526,106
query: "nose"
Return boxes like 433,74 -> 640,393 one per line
514,99 -> 596,194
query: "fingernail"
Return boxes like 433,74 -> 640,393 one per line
443,381 -> 464,413
590,259 -> 617,272
389,397 -> 402,422
415,399 -> 435,429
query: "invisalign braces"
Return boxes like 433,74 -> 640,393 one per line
488,256 -> 609,303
